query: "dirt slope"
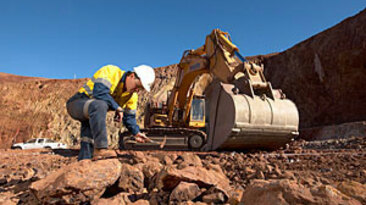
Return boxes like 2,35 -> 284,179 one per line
0,66 -> 178,149
0,76 -> 86,148
0,72 -> 46,83
1,9 -> 365,148
0,8 -> 365,205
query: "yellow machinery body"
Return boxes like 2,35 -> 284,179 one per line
123,29 -> 299,151
204,80 -> 299,150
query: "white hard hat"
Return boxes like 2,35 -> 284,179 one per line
133,64 -> 155,92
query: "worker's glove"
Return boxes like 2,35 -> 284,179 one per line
114,110 -> 123,123
135,132 -> 152,143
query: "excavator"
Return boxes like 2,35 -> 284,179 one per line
121,29 -> 299,151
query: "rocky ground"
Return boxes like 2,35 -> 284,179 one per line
1,9 -> 365,150
0,6 -> 365,205
0,137 -> 365,204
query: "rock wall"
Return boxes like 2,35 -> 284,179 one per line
0,65 -> 179,149
255,9 -> 366,128
1,9 -> 365,147
0,77 -> 84,148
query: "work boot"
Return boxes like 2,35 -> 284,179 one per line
92,148 -> 117,161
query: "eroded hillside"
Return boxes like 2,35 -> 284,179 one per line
0,65 -> 179,149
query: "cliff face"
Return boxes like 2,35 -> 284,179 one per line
0,66 -> 178,149
0,76 -> 85,148
255,9 -> 366,128
1,9 -> 365,148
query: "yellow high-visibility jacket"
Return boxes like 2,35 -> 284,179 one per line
78,65 -> 138,111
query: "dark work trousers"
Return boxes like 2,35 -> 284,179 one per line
66,93 -> 109,160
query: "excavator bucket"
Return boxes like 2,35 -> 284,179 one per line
202,80 -> 299,151
121,29 -> 299,152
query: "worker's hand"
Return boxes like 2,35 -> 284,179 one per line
114,110 -> 123,123
135,132 -> 152,143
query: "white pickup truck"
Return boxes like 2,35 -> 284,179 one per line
11,138 -> 68,150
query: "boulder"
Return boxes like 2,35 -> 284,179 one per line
150,153 -> 178,165
336,181 -> 366,203
30,159 -> 122,204
139,161 -> 163,179
119,163 -> 145,193
132,200 -> 150,205
227,186 -> 245,205
149,191 -> 170,205
311,184 -> 362,205
174,153 -> 203,169
169,182 -> 201,202
0,192 -> 18,205
241,179 -> 316,204
92,192 -> 149,205
202,192 -> 226,204
241,179 -> 362,205
128,151 -> 148,163
92,192 -> 130,205
155,165 -> 231,197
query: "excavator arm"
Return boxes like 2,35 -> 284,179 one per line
166,29 -> 272,127
123,29 -> 299,151
166,50 -> 209,126
166,29 -> 240,126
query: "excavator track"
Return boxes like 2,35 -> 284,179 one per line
119,29 -> 299,152
119,127 -> 207,151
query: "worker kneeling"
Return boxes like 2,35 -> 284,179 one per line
66,64 -> 155,161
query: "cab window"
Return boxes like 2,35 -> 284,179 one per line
27,139 -> 37,143
190,99 -> 205,121
46,139 -> 56,143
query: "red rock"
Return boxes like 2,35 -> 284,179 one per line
92,192 -> 149,205
242,179 -> 316,204
280,171 -> 296,180
169,181 -> 201,202
266,165 -> 274,173
311,184 -> 362,205
155,165 -> 231,197
227,186 -> 245,205
273,164 -> 282,176
131,200 -> 150,205
255,170 -> 265,179
255,9 -> 366,130
336,181 -> 366,204
91,192 -> 130,205
242,179 -> 362,205
202,192 -> 226,204
118,163 -> 145,193
148,192 -> 163,205
150,153 -> 178,165
244,167 -> 255,175
180,202 -> 207,205
30,159 -> 122,204
0,192 -> 18,205
174,153 -> 203,169
136,161 -> 163,181
131,151 -> 148,163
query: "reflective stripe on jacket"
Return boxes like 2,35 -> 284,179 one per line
78,65 -> 138,111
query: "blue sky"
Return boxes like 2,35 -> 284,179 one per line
0,1 -> 365,79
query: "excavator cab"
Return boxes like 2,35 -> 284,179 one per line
121,29 -> 299,151
188,97 -> 205,128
